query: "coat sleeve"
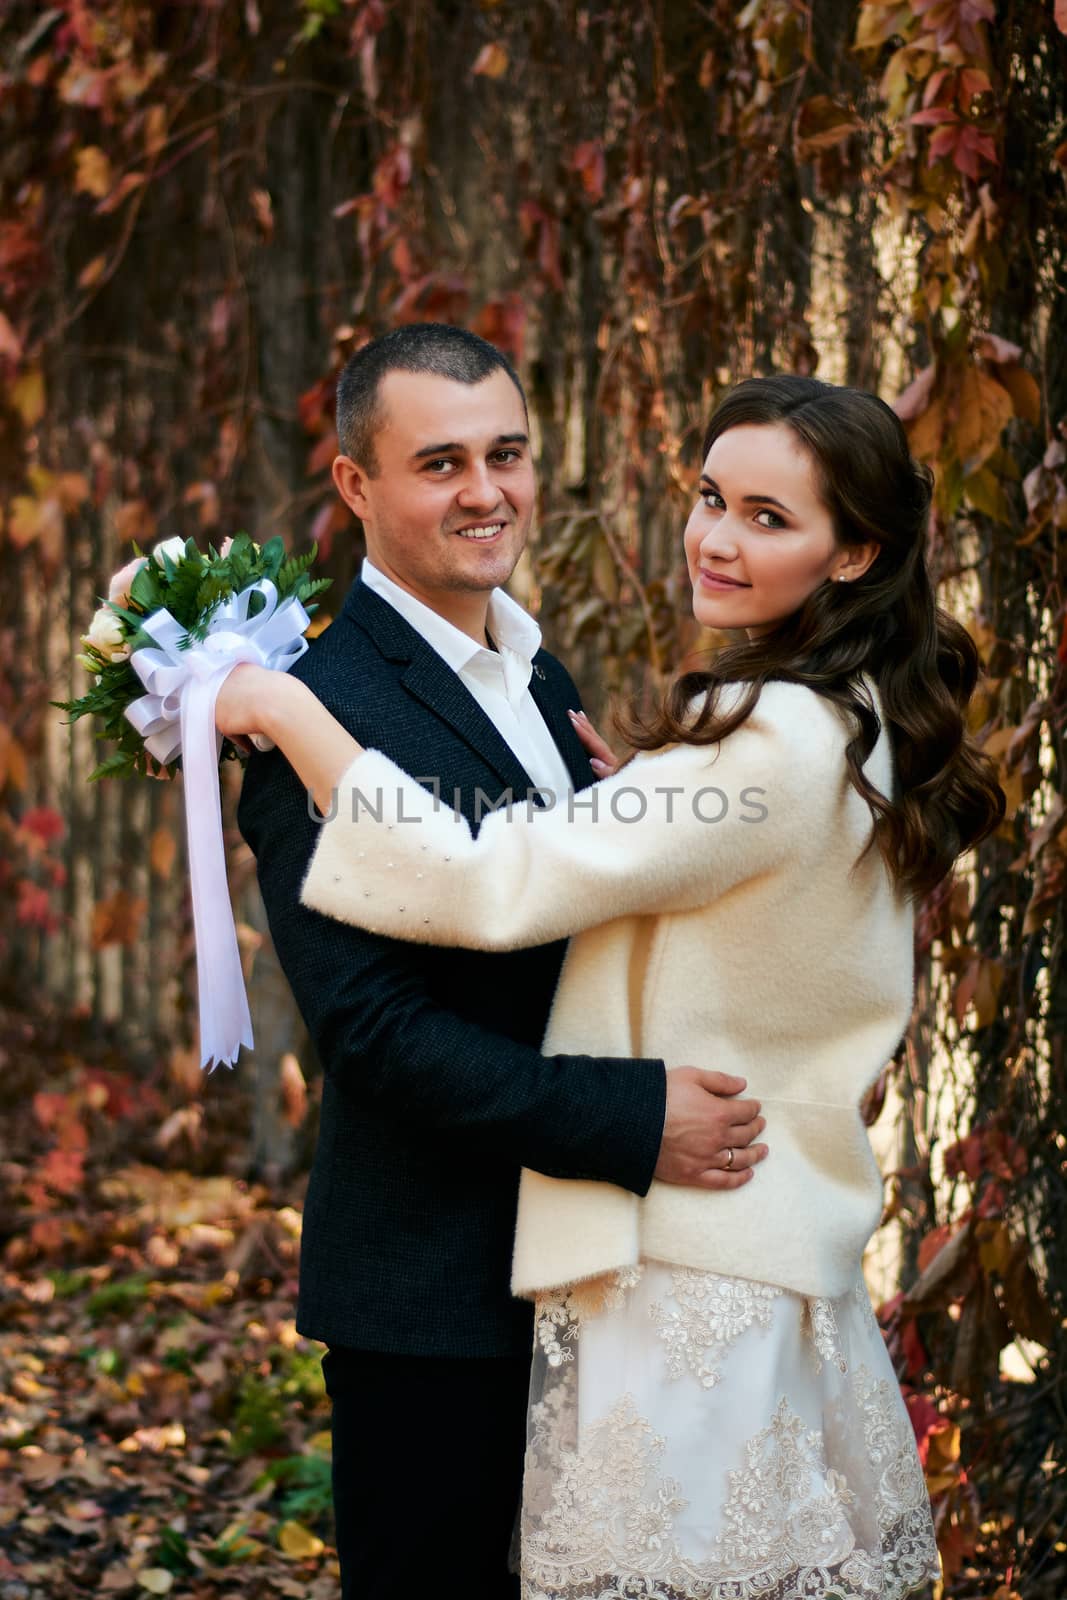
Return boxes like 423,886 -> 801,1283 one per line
300,694 -> 830,952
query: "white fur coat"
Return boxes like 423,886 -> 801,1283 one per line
301,681 -> 914,1301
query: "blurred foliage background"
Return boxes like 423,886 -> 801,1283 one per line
0,2 -> 1065,1594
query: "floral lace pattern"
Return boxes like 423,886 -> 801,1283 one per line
648,1269 -> 784,1389
521,1264 -> 940,1600
806,1295 -> 850,1376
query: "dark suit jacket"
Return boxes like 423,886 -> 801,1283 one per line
237,579 -> 666,1357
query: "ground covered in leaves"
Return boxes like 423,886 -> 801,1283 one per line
0,1007 -> 338,1599
0,1003 -> 1060,1600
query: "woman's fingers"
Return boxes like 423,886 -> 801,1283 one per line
567,709 -> 621,776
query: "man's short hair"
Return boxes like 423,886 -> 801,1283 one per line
336,323 -> 527,475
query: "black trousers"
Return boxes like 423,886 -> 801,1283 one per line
322,1345 -> 531,1600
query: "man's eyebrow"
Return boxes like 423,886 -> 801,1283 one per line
412,433 -> 529,461
700,474 -> 794,514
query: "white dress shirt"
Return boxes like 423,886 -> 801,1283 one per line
361,559 -> 575,799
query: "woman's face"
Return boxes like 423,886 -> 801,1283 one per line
683,422 -> 874,637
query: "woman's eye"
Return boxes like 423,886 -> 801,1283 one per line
701,490 -> 725,510
754,509 -> 786,529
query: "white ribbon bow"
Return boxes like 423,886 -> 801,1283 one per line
125,580 -> 311,1070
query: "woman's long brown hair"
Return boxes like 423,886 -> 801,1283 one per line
625,376 -> 1005,899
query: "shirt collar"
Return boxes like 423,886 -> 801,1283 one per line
361,557 -> 543,674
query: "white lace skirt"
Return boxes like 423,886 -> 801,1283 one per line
520,1262 -> 940,1600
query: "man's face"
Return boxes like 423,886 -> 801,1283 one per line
334,368 -> 536,607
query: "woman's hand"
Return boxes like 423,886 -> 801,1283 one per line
214,662 -> 293,748
215,665 -> 364,817
568,709 -> 621,779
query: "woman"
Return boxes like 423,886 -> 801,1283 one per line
217,376 -> 1003,1599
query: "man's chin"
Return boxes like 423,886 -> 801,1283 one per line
448,535 -> 526,586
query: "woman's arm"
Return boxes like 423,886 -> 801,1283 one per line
217,664 -> 835,953
215,663 -> 364,816
303,717 -> 826,952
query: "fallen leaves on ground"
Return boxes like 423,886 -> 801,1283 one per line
0,1007 -> 336,1598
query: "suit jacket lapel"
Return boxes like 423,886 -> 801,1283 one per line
342,580 -> 537,797
530,661 -> 598,793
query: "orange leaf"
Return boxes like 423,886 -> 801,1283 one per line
997,363 -> 1041,426
95,170 -> 146,215
144,103 -> 167,157
74,145 -> 112,199
906,395 -> 945,462
793,95 -> 860,160
0,727 -> 29,791
91,890 -> 147,949
472,41 -> 508,77
955,367 -> 1013,473
10,366 -> 45,427
57,472 -> 91,512
0,311 -> 23,361
278,1521 -> 325,1559
280,1052 -> 308,1127
150,826 -> 177,879
78,255 -> 107,289
7,495 -> 42,548
115,498 -> 156,543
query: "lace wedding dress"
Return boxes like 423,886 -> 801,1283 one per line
520,1262 -> 940,1600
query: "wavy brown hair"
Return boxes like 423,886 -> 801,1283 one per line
625,376 -> 1004,898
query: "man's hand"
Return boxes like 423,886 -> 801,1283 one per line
654,1067 -> 767,1190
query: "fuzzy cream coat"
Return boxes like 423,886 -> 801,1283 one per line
300,681 -> 914,1302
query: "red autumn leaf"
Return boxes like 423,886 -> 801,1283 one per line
901,1316 -> 929,1380
39,1144 -> 85,1196
33,1091 -> 71,1132
307,429 -> 339,476
571,140 -> 606,202
905,1391 -> 944,1458
16,880 -> 54,928
297,376 -> 335,434
19,806 -> 65,846
474,293 -> 527,362
953,126 -> 998,180
921,68 -> 952,108
309,494 -> 351,563
910,106 -> 960,127
929,124 -> 962,162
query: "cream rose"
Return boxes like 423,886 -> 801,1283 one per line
82,605 -> 131,663
151,535 -> 189,567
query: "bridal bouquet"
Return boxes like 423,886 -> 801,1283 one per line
58,532 -> 331,1070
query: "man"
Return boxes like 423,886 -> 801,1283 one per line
237,324 -> 767,1599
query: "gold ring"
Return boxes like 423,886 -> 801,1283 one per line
725,1147 -> 735,1170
